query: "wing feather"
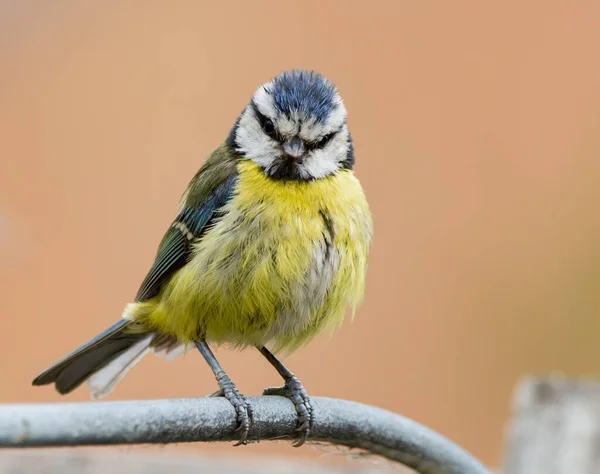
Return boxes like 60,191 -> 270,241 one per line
134,155 -> 238,302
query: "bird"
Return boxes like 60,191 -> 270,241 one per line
32,69 -> 373,447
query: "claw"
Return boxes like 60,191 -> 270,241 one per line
263,376 -> 313,447
214,374 -> 253,445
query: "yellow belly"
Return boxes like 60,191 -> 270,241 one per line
130,160 -> 372,353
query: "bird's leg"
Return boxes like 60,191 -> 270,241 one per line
195,340 -> 254,445
257,346 -> 313,447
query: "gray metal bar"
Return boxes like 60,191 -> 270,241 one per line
0,396 -> 491,474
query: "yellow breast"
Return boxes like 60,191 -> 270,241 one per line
142,160 -> 372,353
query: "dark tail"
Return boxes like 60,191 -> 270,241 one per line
32,320 -> 151,396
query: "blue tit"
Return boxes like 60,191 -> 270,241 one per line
33,69 -> 373,447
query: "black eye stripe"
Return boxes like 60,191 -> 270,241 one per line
250,101 -> 342,150
251,101 -> 279,141
307,131 -> 338,150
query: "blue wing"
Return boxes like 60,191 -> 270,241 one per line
135,173 -> 237,302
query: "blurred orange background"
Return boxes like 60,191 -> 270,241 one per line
2,1 -> 600,469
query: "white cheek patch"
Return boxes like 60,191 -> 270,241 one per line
298,127 -> 350,179
298,150 -> 340,179
235,107 -> 280,169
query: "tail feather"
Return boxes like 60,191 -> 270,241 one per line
32,320 -> 152,396
87,335 -> 153,399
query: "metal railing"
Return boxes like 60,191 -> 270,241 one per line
0,396 -> 491,474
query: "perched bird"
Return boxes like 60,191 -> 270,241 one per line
33,69 -> 373,446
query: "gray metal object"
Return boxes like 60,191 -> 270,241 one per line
0,396 -> 491,474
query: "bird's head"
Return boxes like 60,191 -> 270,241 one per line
228,70 -> 354,180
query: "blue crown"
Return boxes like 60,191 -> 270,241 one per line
269,70 -> 338,122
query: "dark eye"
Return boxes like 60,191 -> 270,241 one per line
314,132 -> 336,149
257,113 -> 278,140
251,101 -> 280,141
263,118 -> 275,136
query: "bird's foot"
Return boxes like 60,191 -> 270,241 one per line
214,372 -> 254,446
263,376 -> 313,447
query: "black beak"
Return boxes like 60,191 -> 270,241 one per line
283,136 -> 305,159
